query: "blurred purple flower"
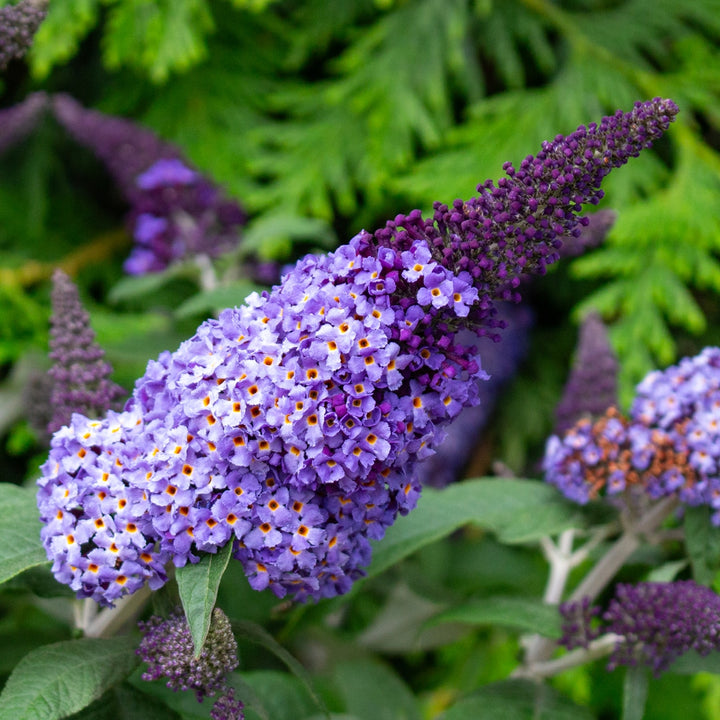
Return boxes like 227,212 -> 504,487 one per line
554,312 -> 619,435
0,91 -> 48,154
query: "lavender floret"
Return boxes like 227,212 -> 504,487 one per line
0,91 -> 48,155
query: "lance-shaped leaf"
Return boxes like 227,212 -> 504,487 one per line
176,541 -> 233,656
0,484 -> 47,585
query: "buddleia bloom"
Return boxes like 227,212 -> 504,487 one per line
0,91 -> 48,155
47,269 -> 126,433
0,0 -> 47,70
545,346 -> 720,521
37,99 -> 679,606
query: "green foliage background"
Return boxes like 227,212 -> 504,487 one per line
3,0 -> 720,718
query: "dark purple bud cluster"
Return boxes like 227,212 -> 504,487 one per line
559,582 -> 720,675
554,312 -> 619,435
37,101 -> 678,605
0,0 -> 46,69
605,581 -> 720,674
558,596 -> 601,650
138,608 -> 242,717
125,158 -> 247,275
47,269 -> 126,434
545,347 -> 720,523
373,99 -> 677,338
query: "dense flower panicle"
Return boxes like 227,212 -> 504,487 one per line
47,270 -> 126,434
603,581 -> 720,674
554,312 -> 619,435
557,209 -> 616,259
137,608 -> 238,701
37,100 -> 679,605
558,597 -> 601,650
0,0 -> 46,69
543,407 -> 695,504
36,410 -> 170,604
125,158 -> 247,274
372,99 -> 677,337
0,91 -> 48,154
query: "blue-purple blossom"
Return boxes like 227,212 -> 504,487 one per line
0,0 -> 46,69
137,607 -> 240,712
604,581 -> 720,675
543,407 -> 693,504
38,99 -> 679,605
558,597 -> 601,650
47,269 -> 126,434
546,346 -> 720,522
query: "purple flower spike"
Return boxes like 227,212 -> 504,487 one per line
0,0 -> 47,69
372,99 -> 678,338
37,100 -> 679,605
604,581 -> 720,675
47,269 -> 126,434
554,312 -> 619,435
137,608 -> 238,701
0,92 -> 48,155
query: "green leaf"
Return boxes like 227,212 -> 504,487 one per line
231,620 -> 328,718
332,659 -> 421,720
28,0 -> 101,79
66,683 -> 182,720
236,671 -> 317,720
0,636 -> 139,720
366,479 -> 581,580
669,650 -> 720,675
103,0 -> 214,83
176,542 -> 233,656
440,680 -> 593,720
174,281 -> 260,319
684,506 -> 720,586
0,484 -> 47,585
427,596 -> 562,639
108,266 -> 190,304
621,666 -> 648,720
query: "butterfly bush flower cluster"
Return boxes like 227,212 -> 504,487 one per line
51,94 -> 247,275
137,608 -> 244,719
561,581 -> 720,675
36,99 -> 679,606
544,346 -> 720,521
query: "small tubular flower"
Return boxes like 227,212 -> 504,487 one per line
554,312 -> 619,435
